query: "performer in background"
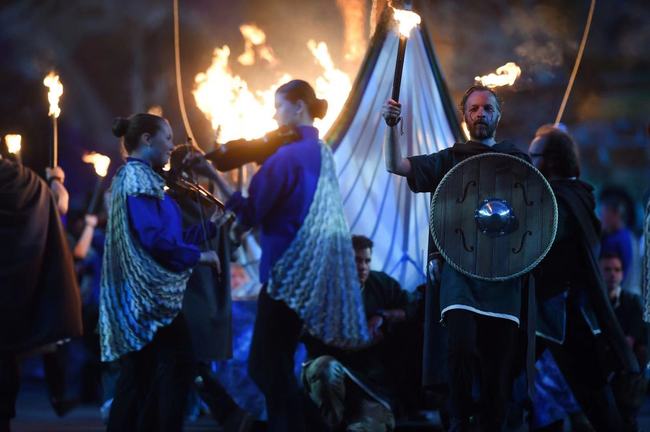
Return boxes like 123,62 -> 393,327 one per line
600,251 -> 648,431
99,113 -> 220,432
199,79 -> 370,432
301,234 -> 418,432
382,85 -> 530,431
528,128 -> 638,431
0,156 -> 82,432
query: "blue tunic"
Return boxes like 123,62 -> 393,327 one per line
125,158 -> 216,272
226,126 -> 321,283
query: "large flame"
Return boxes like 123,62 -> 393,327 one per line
307,40 -> 352,133
336,0 -> 367,62
193,28 -> 352,143
237,24 -> 277,66
43,72 -> 63,118
474,62 -> 522,88
392,8 -> 421,37
4,134 -> 22,154
82,152 -> 111,177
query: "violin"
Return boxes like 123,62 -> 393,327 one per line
203,125 -> 300,172
163,172 -> 225,210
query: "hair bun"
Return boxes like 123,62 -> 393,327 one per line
112,117 -> 130,138
311,98 -> 328,119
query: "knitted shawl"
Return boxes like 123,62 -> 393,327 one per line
267,143 -> 370,348
99,160 -> 192,361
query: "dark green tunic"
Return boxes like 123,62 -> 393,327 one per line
303,271 -> 416,397
406,140 -> 530,324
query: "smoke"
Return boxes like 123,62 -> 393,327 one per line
503,5 -> 574,82
335,0 -> 368,64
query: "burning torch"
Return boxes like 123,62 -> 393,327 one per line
4,134 -> 22,163
390,6 -> 421,103
43,72 -> 63,168
82,152 -> 111,214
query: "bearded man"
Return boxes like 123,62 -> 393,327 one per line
382,85 -> 530,431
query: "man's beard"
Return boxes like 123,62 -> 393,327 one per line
468,119 -> 497,140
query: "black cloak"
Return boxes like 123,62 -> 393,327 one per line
0,159 -> 82,352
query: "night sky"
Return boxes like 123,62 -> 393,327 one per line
1,0 -> 648,225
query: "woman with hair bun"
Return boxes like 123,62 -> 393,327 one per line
222,79 -> 370,431
99,113 -> 220,431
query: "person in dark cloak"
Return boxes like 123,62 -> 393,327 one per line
382,85 -> 530,431
165,144 -> 254,431
528,128 -> 639,432
0,157 -> 83,432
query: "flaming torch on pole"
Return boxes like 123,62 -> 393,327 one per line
4,134 -> 22,163
82,152 -> 111,214
43,72 -> 63,168
390,5 -> 421,103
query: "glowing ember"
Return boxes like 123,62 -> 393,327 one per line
82,152 -> 111,177
4,134 -> 22,154
43,72 -> 63,118
147,105 -> 164,116
193,27 -> 352,143
474,62 -> 522,88
238,24 -> 277,66
392,8 -> 421,37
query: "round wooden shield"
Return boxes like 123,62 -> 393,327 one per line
430,153 -> 558,281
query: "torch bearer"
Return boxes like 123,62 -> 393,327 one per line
4,134 -> 22,163
82,152 -> 111,214
391,7 -> 421,102
43,72 -> 63,168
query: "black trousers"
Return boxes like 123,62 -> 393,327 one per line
0,353 -> 19,421
544,310 -> 623,432
248,288 -> 329,432
446,309 -> 519,432
0,349 -> 69,422
107,314 -> 194,432
194,362 -> 240,424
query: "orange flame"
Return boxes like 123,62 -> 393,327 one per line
237,24 -> 277,66
43,72 -> 63,118
4,134 -> 22,154
82,152 -> 111,177
392,7 -> 421,37
336,0 -> 367,62
474,62 -> 522,88
193,27 -> 352,142
307,40 -> 352,133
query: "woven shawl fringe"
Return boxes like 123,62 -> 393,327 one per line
267,143 -> 370,348
99,161 -> 191,361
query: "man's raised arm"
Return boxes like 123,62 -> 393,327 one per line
382,99 -> 411,176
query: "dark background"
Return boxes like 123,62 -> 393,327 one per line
1,0 -> 648,229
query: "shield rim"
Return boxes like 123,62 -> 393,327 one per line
429,152 -> 558,281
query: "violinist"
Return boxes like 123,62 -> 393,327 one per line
164,144 -> 254,431
99,113 -> 220,432
186,79 -> 370,432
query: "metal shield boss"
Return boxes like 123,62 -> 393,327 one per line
430,153 -> 558,281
